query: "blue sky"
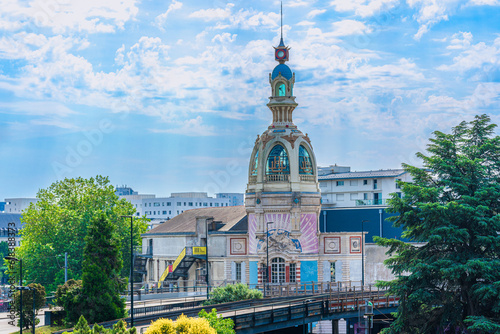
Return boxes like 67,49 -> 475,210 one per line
0,0 -> 499,200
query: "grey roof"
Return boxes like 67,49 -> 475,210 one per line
143,206 -> 247,235
0,213 -> 23,229
318,169 -> 407,180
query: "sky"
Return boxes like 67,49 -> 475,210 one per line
0,0 -> 499,200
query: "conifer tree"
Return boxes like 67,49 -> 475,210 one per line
79,212 -> 126,323
377,114 -> 500,333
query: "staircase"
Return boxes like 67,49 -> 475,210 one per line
157,246 -> 206,287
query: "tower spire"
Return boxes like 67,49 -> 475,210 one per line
280,1 -> 283,42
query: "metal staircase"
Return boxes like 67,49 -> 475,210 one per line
157,246 -> 206,287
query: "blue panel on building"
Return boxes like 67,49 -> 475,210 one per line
300,261 -> 318,283
249,261 -> 258,288
319,208 -> 407,242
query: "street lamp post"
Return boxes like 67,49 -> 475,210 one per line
120,215 -> 134,328
6,256 -> 22,334
266,221 -> 273,297
361,220 -> 369,288
205,219 -> 210,300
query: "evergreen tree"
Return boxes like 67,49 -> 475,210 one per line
79,211 -> 126,323
377,114 -> 500,333
12,283 -> 46,329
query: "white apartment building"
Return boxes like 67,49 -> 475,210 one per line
3,198 -> 39,213
318,166 -> 412,208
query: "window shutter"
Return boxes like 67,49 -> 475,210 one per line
231,261 -> 236,281
335,261 -> 343,282
322,261 -> 330,282
241,262 -> 246,284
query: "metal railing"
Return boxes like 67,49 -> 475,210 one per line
299,175 -> 315,182
355,199 -> 386,206
265,174 -> 289,182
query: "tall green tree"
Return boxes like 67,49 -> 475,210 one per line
79,211 -> 126,323
17,176 -> 148,292
13,283 -> 46,330
377,114 -> 500,333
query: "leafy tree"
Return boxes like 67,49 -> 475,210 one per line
55,279 -> 84,324
12,283 -> 46,330
16,176 -> 148,292
79,212 -> 127,323
203,283 -> 262,306
0,241 -> 9,284
377,114 -> 500,333
198,309 -> 235,334
65,316 -> 136,334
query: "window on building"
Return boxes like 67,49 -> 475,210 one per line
189,202 -> 193,206
235,262 -> 242,281
154,202 -> 160,207
395,178 -> 402,189
162,211 -> 167,214
177,202 -> 181,206
215,203 -> 219,207
350,180 -> 358,186
203,203 -> 208,207
373,179 -> 378,189
167,202 -> 171,206
271,258 -> 286,283
363,193 -> 368,200
169,211 -> 171,214
153,211 -> 156,215
289,263 -> 296,283
184,202 -> 186,206
266,144 -> 290,175
396,192 -> 402,198
336,181 -> 344,186
162,202 -> 164,206
177,210 -> 179,214
363,180 -> 368,185
330,262 -> 336,282
298,145 -> 314,175
251,151 -> 259,176
336,194 -> 344,201
276,82 -> 286,96
350,193 -> 358,200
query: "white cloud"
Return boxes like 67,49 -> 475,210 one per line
307,9 -> 327,18
155,0 -> 183,29
331,20 -> 372,36
330,0 -> 399,17
189,4 -> 234,21
467,0 -> 500,5
407,0 -> 461,40
438,36 -> 500,72
297,20 -> 316,26
447,31 -> 472,49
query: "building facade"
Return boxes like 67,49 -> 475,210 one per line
3,198 -> 39,213
141,34 -> 368,288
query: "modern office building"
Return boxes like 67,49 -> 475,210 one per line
3,198 -> 39,213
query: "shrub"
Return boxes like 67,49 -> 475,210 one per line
198,309 -> 235,334
145,314 -> 215,334
203,283 -> 262,306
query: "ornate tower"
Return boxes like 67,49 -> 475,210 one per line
245,29 -> 322,284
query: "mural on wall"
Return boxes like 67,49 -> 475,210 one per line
248,213 -> 318,254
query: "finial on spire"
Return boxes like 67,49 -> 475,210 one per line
281,1 -> 283,41
274,1 -> 289,63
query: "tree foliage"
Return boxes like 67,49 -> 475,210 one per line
79,212 -> 127,324
145,314 -> 215,334
202,283 -> 262,306
17,176 -> 148,292
12,283 -> 46,329
64,315 -> 136,334
198,309 -> 235,334
376,115 -> 500,333
55,279 -> 83,324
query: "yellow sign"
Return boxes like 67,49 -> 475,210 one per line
193,247 -> 206,255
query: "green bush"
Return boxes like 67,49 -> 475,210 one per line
145,314 -> 215,334
203,283 -> 262,306
63,315 -> 136,334
198,309 -> 235,334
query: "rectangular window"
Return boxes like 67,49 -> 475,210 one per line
289,263 -> 296,283
162,202 -> 165,206
336,181 -> 344,186
363,180 -> 368,185
350,180 -> 358,186
395,178 -> 402,189
210,203 -> 213,207
153,211 -> 156,215
177,210 -> 179,214
373,179 -> 378,189
235,262 -> 242,281
177,202 -> 181,206
189,202 -> 193,206
330,262 -> 336,282
203,203 -> 208,207
167,202 -> 171,206
154,202 -> 160,207
162,211 -> 167,214
350,193 -> 358,200
169,211 -> 171,214
336,194 -> 344,201
215,203 -> 219,207
363,193 -> 368,200
184,202 -> 186,206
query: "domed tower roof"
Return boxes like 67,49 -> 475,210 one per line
271,64 -> 293,80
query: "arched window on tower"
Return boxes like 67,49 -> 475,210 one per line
266,144 -> 290,177
276,82 -> 286,96
299,145 -> 314,175
251,150 -> 258,176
